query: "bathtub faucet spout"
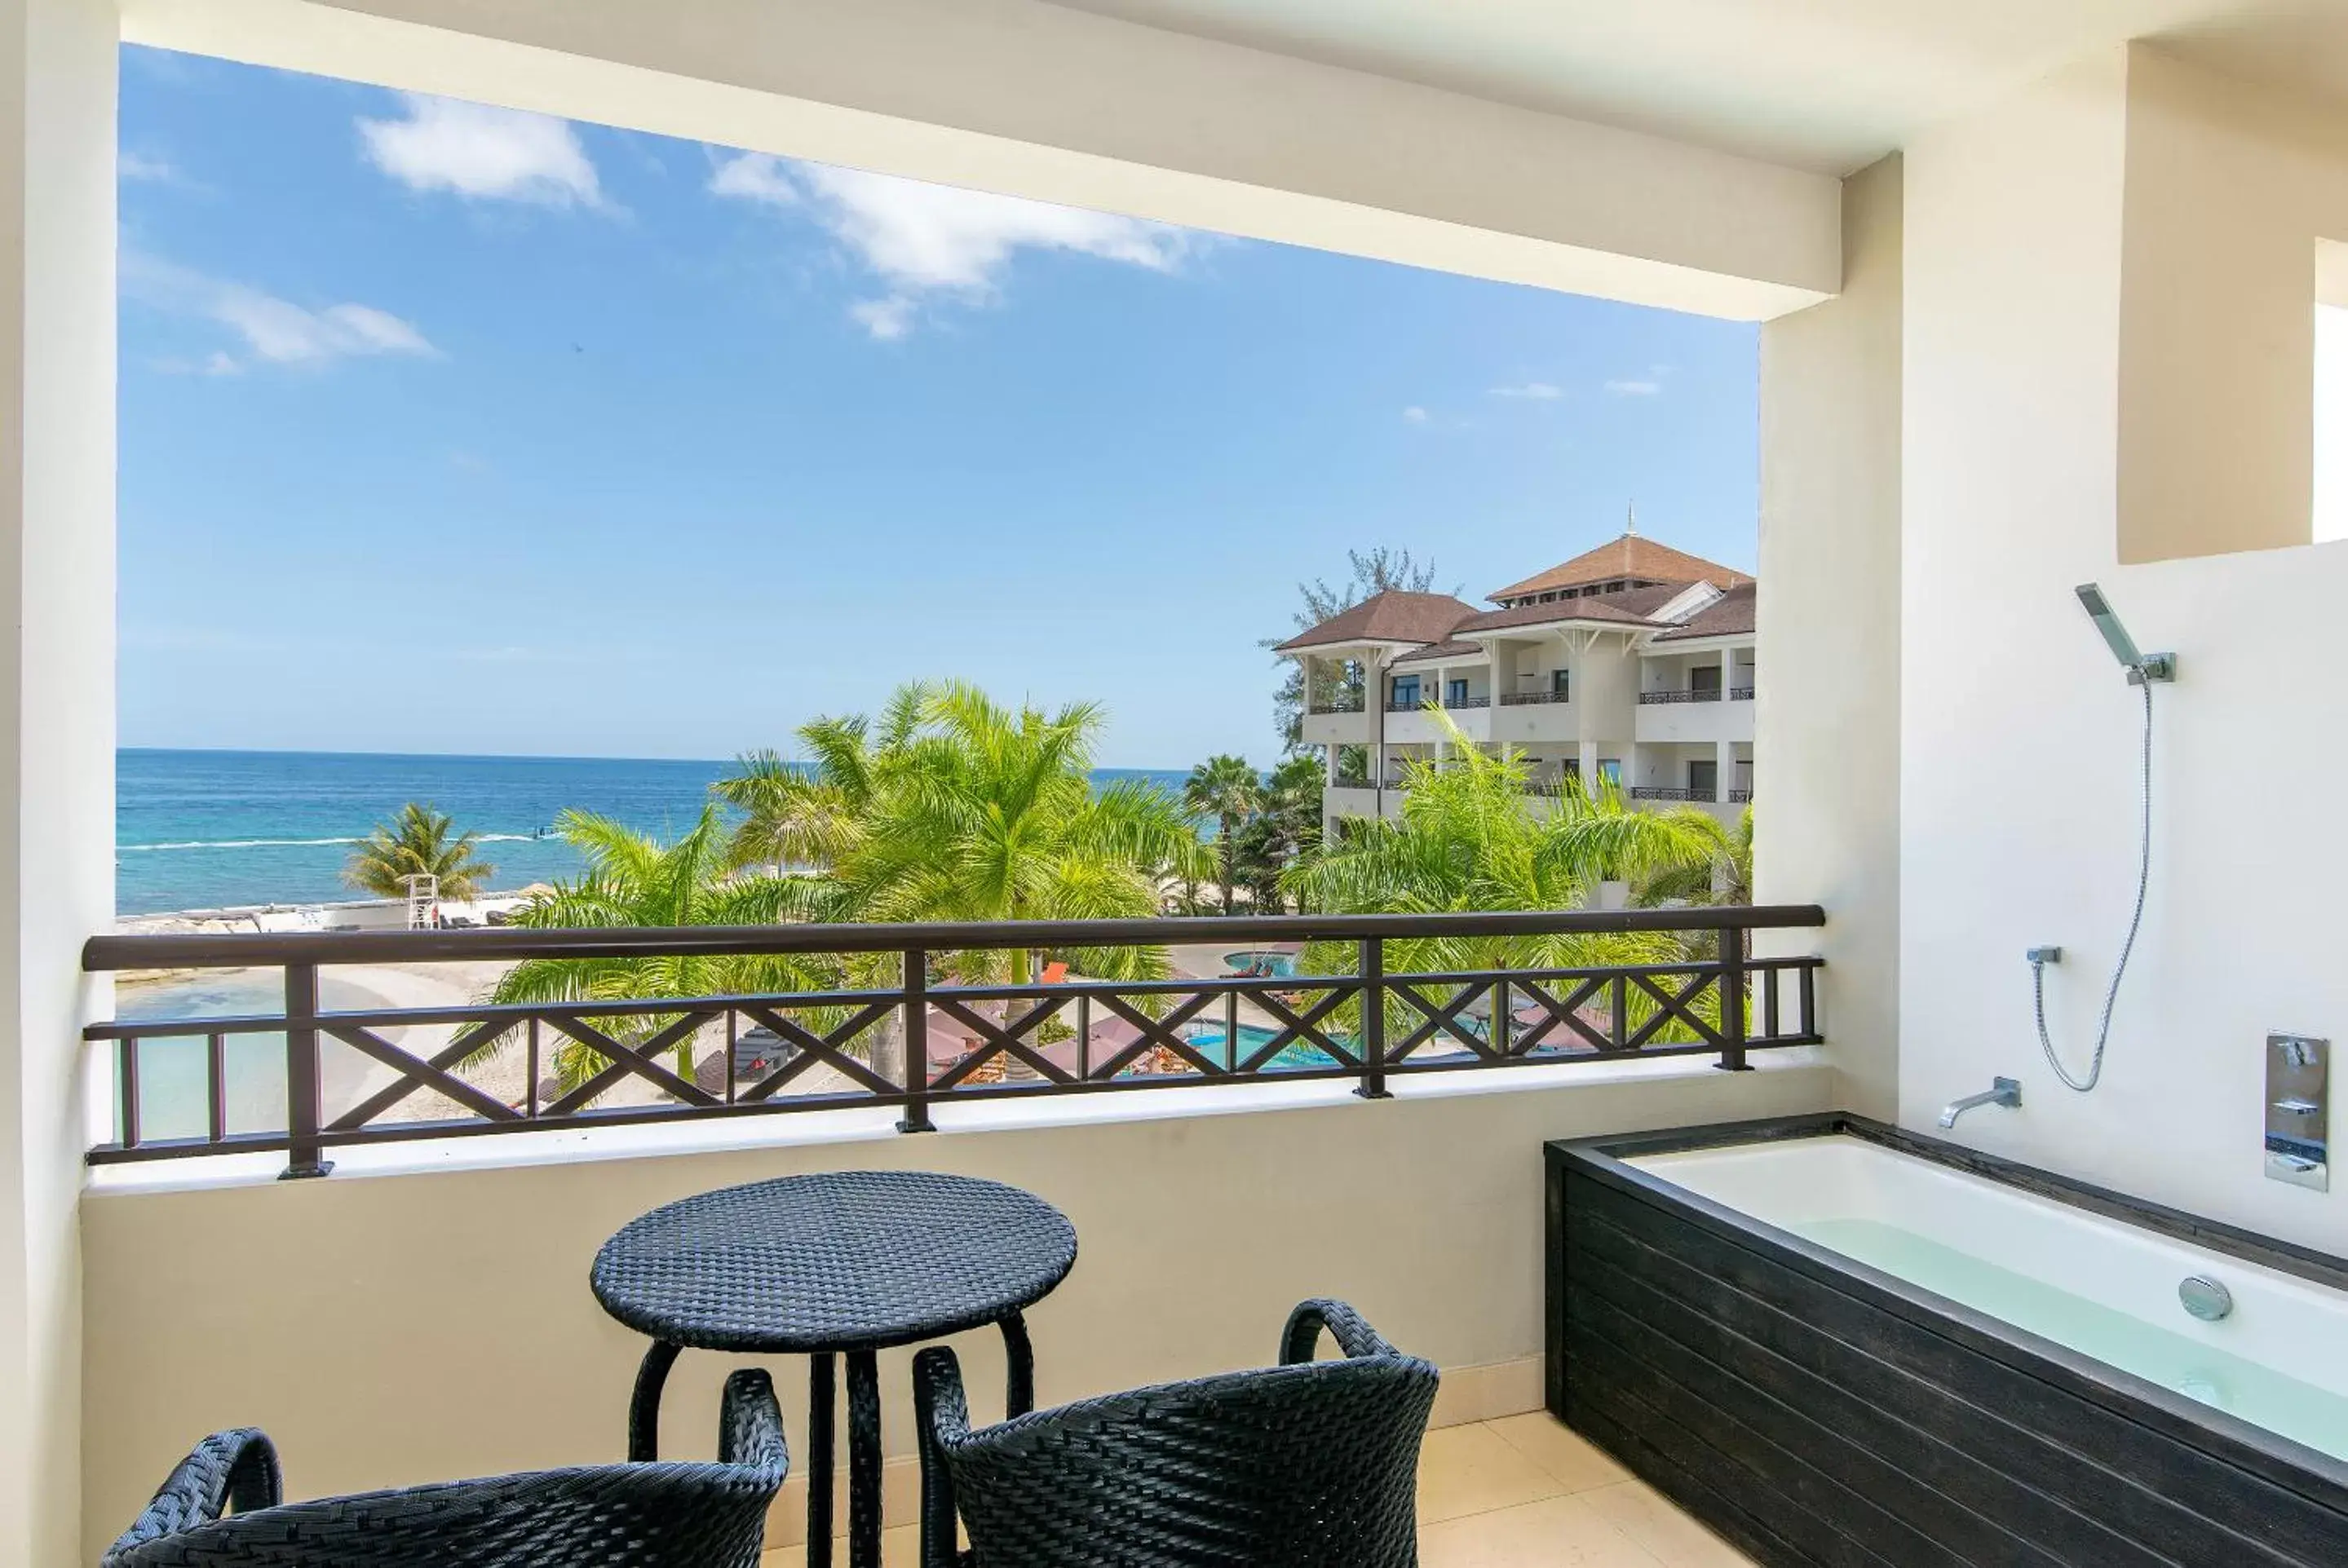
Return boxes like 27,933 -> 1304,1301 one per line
1939,1076 -> 2022,1129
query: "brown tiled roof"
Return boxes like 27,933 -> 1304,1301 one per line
1453,584 -> 1682,634
1488,533 -> 1752,603
1651,583 -> 1757,642
1389,638 -> 1482,665
1273,590 -> 1479,653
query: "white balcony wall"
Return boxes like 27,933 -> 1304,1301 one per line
1900,43 -> 2348,1254
1492,699 -> 1577,746
0,2 -> 115,1562
78,1062 -> 1833,1557
1632,692 -> 1753,746
1299,709 -> 1372,747
1382,703 -> 1487,746
1321,784 -> 1403,824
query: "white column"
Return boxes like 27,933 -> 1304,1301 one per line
1323,742 -> 1338,786
0,2 -> 113,1562
1716,736 -> 1736,804
1576,739 -> 1598,791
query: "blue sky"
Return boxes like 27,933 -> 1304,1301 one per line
117,46 -> 1759,769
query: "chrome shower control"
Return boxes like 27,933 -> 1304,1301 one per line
2266,1035 -> 2329,1192
2178,1276 -> 2234,1322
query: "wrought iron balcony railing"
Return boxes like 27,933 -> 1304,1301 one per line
1730,686 -> 1755,701
1307,692 -> 1366,714
1441,695 -> 1492,710
82,908 -> 1825,1178
1729,788 -> 1755,803
1638,689 -> 1724,704
1499,692 -> 1568,706
1629,786 -> 1712,801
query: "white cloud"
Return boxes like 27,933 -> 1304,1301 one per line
707,152 -> 798,209
122,253 -> 437,371
1488,382 -> 1562,400
359,94 -> 605,209
849,297 -> 917,342
708,152 -> 1196,338
1402,406 -> 1430,424
1604,364 -> 1670,397
118,152 -> 178,183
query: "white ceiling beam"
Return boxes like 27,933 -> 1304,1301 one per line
126,0 -> 1841,320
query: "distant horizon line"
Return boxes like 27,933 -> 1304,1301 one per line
117,744 -> 1203,771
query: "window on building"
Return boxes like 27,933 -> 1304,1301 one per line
1690,663 -> 1722,695
1445,678 -> 1468,705
1598,758 -> 1621,784
1391,674 -> 1419,707
1550,668 -> 1570,700
1689,759 -> 1718,796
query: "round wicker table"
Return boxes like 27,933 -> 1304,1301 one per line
591,1170 -> 1077,1568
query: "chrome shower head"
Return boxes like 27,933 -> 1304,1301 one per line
2075,584 -> 2175,683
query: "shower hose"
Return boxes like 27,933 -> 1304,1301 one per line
2032,678 -> 2154,1093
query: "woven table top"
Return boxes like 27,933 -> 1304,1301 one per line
590,1170 -> 1077,1353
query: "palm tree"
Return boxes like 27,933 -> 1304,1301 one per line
825,682 -> 1210,986
713,682 -> 931,874
484,806 -> 838,1098
1280,714 -> 1727,1045
1183,754 -> 1262,912
1234,753 -> 1326,914
1634,804 -> 1754,908
343,802 -> 495,900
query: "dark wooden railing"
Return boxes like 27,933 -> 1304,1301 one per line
83,908 -> 1824,1177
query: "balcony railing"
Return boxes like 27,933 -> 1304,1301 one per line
1499,692 -> 1568,706
1307,692 -> 1366,715
1638,689 -> 1723,705
82,908 -> 1825,1178
1442,696 -> 1492,710
1730,686 -> 1755,701
1729,788 -> 1754,803
1629,786 -> 1712,801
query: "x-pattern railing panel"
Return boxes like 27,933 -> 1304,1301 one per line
83,911 -> 1827,1173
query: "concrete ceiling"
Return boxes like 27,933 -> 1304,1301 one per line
1044,0 -> 2348,174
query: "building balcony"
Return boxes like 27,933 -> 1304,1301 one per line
1632,692 -> 1755,745
1307,691 -> 1365,714
1302,707 -> 1373,746
77,909 -> 1826,1562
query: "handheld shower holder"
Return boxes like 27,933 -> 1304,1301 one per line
2127,653 -> 2178,686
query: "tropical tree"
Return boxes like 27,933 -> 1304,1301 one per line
1263,547 -> 1459,751
1183,754 -> 1262,912
1634,804 -> 1754,909
343,802 -> 495,900
712,682 -> 931,874
484,806 -> 838,1098
1280,715 -> 1728,1045
1232,753 -> 1326,914
816,682 -> 1212,985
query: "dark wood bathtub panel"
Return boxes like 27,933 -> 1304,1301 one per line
1563,1168 -> 2348,1566
1568,1286 -> 2000,1567
1565,1191 -> 2247,1568
1565,1248 -> 2149,1568
1563,1332 -> 1898,1568
1562,1392 -> 1806,1568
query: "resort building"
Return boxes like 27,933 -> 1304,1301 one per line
1278,532 -> 1758,833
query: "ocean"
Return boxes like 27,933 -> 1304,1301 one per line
117,749 -> 1195,916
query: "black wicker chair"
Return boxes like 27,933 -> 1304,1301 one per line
103,1367 -> 788,1568
913,1299 -> 1437,1567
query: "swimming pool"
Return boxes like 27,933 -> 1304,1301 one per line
1221,949 -> 1298,977
1179,1023 -> 1346,1071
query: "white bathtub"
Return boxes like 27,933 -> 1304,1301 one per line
1634,1133 -> 2348,1462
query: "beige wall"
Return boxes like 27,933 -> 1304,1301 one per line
80,1060 -> 1831,1558
1899,46 -> 2348,1252
0,0 -> 114,1562
2117,46 -> 2348,563
1755,154 -> 1903,1119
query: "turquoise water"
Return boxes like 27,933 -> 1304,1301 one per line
1790,1217 -> 2348,1461
118,749 -> 1195,915
112,970 -> 383,1142
1222,950 -> 1298,977
1182,1023 -> 1345,1072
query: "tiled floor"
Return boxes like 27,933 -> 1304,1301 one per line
762,1412 -> 1755,1566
